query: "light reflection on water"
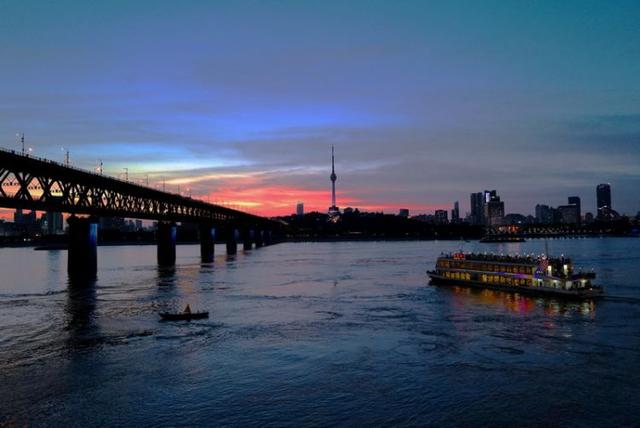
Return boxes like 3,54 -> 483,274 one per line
446,286 -> 597,317
0,239 -> 639,426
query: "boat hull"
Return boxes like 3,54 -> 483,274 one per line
427,272 -> 602,300
480,237 -> 526,243
159,312 -> 209,321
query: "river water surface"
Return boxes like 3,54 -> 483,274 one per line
1,239 -> 640,426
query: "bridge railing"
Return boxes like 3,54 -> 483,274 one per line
0,146 -> 191,198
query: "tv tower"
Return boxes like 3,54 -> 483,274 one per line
329,146 -> 339,216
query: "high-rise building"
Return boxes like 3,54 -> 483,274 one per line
451,201 -> 460,223
296,202 -> 304,217
483,190 -> 497,203
596,183 -> 612,220
557,204 -> 579,224
398,208 -> 409,218
45,211 -> 64,235
568,196 -> 581,224
328,146 -> 340,216
483,190 -> 504,226
434,209 -> 449,224
99,217 -> 126,231
470,192 -> 484,225
485,201 -> 504,226
13,208 -> 38,235
14,208 -> 36,226
43,197 -> 65,235
535,204 -> 553,224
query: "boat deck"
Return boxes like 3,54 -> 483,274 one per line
427,272 -> 603,299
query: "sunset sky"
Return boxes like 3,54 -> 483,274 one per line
1,1 -> 639,217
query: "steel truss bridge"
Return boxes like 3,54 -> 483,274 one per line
0,147 -> 274,228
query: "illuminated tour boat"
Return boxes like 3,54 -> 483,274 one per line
427,252 -> 603,299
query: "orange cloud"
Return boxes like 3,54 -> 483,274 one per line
192,184 -> 450,217
0,187 -> 450,219
198,185 -> 337,216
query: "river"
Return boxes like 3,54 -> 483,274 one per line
1,238 -> 639,426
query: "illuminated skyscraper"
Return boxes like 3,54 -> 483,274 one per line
596,183 -> 611,219
558,204 -> 579,224
483,190 -> 504,226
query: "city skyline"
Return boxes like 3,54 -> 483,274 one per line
0,134 -> 630,222
0,141 -> 633,222
1,1 -> 640,217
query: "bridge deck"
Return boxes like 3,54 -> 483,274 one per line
0,147 -> 271,226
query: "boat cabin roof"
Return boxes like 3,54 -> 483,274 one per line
439,252 -> 572,266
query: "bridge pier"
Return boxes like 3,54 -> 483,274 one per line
242,229 -> 254,251
264,230 -> 272,246
199,224 -> 216,263
226,227 -> 239,255
67,216 -> 98,280
157,222 -> 177,266
255,230 -> 264,248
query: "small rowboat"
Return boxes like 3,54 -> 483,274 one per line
159,307 -> 209,321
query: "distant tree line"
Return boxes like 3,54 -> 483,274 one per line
278,211 -> 639,241
278,211 -> 485,240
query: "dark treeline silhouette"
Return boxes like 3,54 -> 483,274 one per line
279,211 -> 484,240
278,211 -> 639,241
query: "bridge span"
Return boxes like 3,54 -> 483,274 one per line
0,148 -> 281,279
